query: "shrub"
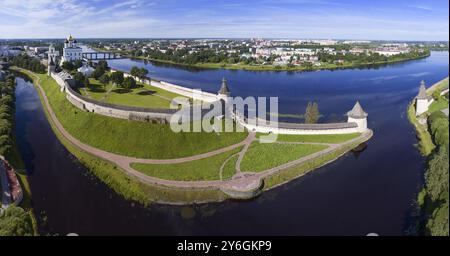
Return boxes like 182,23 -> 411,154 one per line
0,206 -> 34,236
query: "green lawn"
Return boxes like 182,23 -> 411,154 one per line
241,142 -> 328,172
258,133 -> 361,144
16,68 -> 230,204
131,147 -> 241,181
221,154 -> 238,180
29,71 -> 248,159
79,77 -> 183,109
428,97 -> 449,113
407,102 -> 435,156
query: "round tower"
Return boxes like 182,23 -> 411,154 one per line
416,80 -> 430,116
347,101 -> 368,132
217,77 -> 231,100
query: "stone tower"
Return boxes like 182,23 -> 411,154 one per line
47,44 -> 57,75
416,80 -> 430,116
347,101 -> 368,132
217,77 -> 231,100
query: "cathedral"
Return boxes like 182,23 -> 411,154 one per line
60,35 -> 82,64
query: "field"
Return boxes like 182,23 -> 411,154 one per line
80,77 -> 183,109
15,68 -> 229,205
34,73 -> 247,159
240,142 -> 328,172
258,133 -> 361,143
131,147 -> 241,181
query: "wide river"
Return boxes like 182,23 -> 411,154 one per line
14,51 -> 448,235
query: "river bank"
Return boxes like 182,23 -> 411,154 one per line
407,77 -> 449,235
7,51 -> 448,235
123,51 -> 431,72
13,67 -> 373,205
0,72 -> 38,236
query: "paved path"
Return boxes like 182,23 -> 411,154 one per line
20,67 -> 373,191
234,132 -> 256,176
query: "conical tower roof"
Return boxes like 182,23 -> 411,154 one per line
417,80 -> 428,100
218,77 -> 230,95
347,101 -> 368,119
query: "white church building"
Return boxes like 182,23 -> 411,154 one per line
60,35 -> 83,64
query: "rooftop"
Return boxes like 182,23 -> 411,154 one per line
218,77 -> 230,95
417,80 -> 429,100
347,101 -> 368,119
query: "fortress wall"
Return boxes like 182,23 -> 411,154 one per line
241,122 -> 360,135
50,72 -> 365,134
50,71 -> 66,91
63,80 -> 173,122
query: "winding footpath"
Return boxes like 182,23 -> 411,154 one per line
17,67 -> 372,193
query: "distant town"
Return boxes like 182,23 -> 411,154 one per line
1,38 -> 447,71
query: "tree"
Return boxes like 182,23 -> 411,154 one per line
99,73 -> 110,87
0,206 -> 34,236
130,66 -> 149,80
73,72 -> 85,87
61,61 -> 74,71
432,90 -> 442,101
139,67 -> 149,79
110,71 -> 124,86
73,60 -> 83,69
97,60 -> 109,70
91,66 -> 105,79
130,66 -> 140,78
122,77 -> 136,91
304,101 -> 320,124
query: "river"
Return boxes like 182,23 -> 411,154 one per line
14,51 -> 448,235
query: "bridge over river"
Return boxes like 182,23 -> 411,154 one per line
82,52 -> 123,61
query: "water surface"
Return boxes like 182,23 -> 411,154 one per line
14,51 -> 449,235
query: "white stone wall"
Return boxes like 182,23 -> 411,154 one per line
234,114 -> 361,135
416,98 -> 433,116
347,117 -> 367,133
50,72 -> 66,92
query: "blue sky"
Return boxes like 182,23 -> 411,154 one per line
0,0 -> 448,40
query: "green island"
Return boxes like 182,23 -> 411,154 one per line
407,77 -> 449,236
11,66 -> 371,207
142,53 -> 429,72
0,72 -> 38,236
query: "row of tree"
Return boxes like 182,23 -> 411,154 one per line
421,97 -> 449,236
0,206 -> 34,236
141,47 -> 429,67
59,60 -> 147,92
10,55 -> 46,74
317,48 -> 430,65
0,73 -> 34,236
0,73 -> 16,156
